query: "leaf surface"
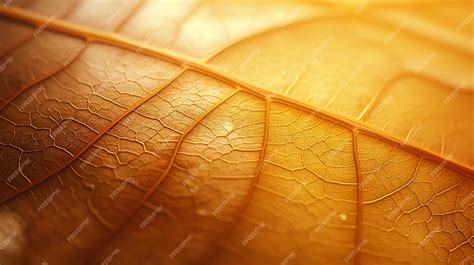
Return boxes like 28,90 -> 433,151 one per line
0,1 -> 472,265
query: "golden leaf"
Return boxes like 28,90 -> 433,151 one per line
0,1 -> 472,265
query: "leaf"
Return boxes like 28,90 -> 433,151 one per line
0,1 -> 472,265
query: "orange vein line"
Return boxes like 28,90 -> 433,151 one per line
119,88 -> 240,224
0,0 -> 81,59
0,40 -> 88,112
352,129 -> 363,265
203,13 -> 351,61
284,61 -> 311,95
87,88 -> 241,262
0,6 -> 471,175
358,71 -> 471,121
0,0 -> 143,112
204,9 -> 472,61
358,73 -> 397,121
268,97 -> 472,176
207,97 -> 270,264
0,69 -> 185,204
